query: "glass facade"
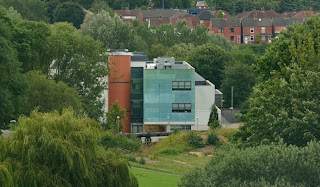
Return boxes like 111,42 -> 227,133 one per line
131,67 -> 143,132
143,69 -> 195,124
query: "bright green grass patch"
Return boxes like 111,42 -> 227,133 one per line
215,128 -> 238,140
130,167 -> 181,187
145,132 -> 193,155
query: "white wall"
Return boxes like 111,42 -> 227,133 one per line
194,81 -> 215,131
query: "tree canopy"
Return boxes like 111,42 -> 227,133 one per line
0,109 -> 138,186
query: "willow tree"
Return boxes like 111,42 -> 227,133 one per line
5,109 -> 138,186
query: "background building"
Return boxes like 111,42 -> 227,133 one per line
108,50 -> 220,133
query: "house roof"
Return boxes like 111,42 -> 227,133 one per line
197,10 -> 213,20
281,11 -> 298,18
272,17 -> 303,26
115,10 -> 142,17
141,9 -> 182,18
149,17 -> 171,26
292,11 -> 315,19
211,10 -> 232,19
239,9 -> 281,19
210,18 -> 241,27
196,1 -> 207,7
242,18 -> 272,26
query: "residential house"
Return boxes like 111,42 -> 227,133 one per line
196,1 -> 208,9
114,10 -> 143,24
273,17 -> 303,36
242,18 -> 273,43
238,8 -> 281,19
197,10 -> 213,27
108,50 -> 220,133
209,18 -> 242,44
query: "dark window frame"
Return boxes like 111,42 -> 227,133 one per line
172,103 -> 191,113
172,81 -> 191,90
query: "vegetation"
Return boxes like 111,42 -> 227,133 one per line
179,142 -> 320,186
0,109 -> 138,186
130,167 -> 181,187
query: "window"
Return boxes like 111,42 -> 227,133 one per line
218,28 -> 223,32
261,27 -> 266,33
172,81 -> 191,90
172,103 -> 191,112
229,28 -> 235,32
250,35 -> 254,41
230,36 -> 235,41
250,28 -> 254,33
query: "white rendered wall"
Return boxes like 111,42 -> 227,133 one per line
194,81 -> 216,131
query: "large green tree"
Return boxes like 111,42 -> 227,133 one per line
235,16 -> 320,147
24,71 -> 83,114
54,1 -> 85,28
46,22 -> 108,120
187,44 -> 232,88
1,109 -> 138,186
0,7 -> 27,128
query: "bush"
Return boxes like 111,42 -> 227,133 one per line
179,141 -> 320,186
207,131 -> 220,145
102,132 -> 142,152
187,132 -> 204,148
138,157 -> 146,165
127,154 -> 137,162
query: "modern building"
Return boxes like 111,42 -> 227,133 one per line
108,50 -> 219,133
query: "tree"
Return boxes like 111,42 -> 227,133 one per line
1,109 -> 138,186
0,0 -> 48,21
0,7 -> 27,128
221,62 -> 257,108
187,44 -> 232,88
54,2 -> 85,28
80,10 -> 139,51
105,102 -> 127,132
207,105 -> 220,129
179,142 -> 320,186
165,43 -> 194,61
148,43 -> 167,60
13,20 -> 51,73
46,22 -> 108,120
24,70 -> 83,114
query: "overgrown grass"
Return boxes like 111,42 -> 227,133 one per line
145,132 -> 193,155
215,128 -> 238,140
130,167 -> 181,187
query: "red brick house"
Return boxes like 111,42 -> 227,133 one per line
273,17 -> 303,36
197,10 -> 213,28
242,18 -> 273,43
209,18 -> 242,44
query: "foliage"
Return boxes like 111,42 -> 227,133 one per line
188,44 -> 231,88
148,43 -> 167,59
24,70 -> 83,114
236,16 -> 320,147
54,2 -> 85,29
179,142 -> 320,186
178,168 -> 205,187
187,132 -> 204,148
221,62 -> 257,108
0,109 -> 138,186
207,105 -> 221,129
0,7 -> 27,128
102,132 -> 142,152
165,43 -> 194,61
105,102 -> 127,132
0,0 -> 48,21
207,131 -> 220,145
47,22 -> 107,120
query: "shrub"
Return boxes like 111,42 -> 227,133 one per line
102,132 -> 142,152
187,132 -> 204,148
207,131 -> 220,145
138,157 -> 146,165
127,154 -> 137,162
179,141 -> 320,186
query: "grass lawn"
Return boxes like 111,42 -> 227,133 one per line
130,167 -> 181,187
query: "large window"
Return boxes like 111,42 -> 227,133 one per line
230,36 -> 235,41
172,81 -> 191,90
250,28 -> 254,33
172,103 -> 191,112
250,35 -> 254,41
218,28 -> 224,32
261,27 -> 266,33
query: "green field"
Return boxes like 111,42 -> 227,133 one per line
130,167 -> 181,187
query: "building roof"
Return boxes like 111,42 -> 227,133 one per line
242,18 -> 272,27
115,10 -> 142,17
197,10 -> 213,20
141,9 -> 182,18
196,1 -> 207,7
272,17 -> 303,26
292,11 -> 315,19
148,17 -> 171,26
210,18 -> 241,27
211,10 -> 232,19
239,9 -> 281,19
